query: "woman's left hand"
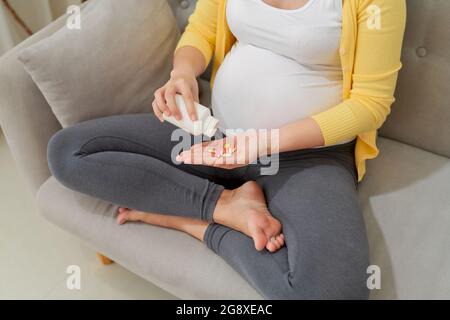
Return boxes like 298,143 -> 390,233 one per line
176,134 -> 259,169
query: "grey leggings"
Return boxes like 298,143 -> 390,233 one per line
47,113 -> 370,300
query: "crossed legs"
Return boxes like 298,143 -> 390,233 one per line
48,113 -> 369,299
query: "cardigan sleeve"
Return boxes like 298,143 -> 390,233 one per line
174,0 -> 220,68
310,0 -> 407,146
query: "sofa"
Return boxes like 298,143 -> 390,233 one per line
0,0 -> 449,299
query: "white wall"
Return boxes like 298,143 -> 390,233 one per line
0,0 -> 81,56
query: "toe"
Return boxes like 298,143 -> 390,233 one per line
252,227 -> 268,251
266,241 -> 277,253
276,234 -> 285,247
267,217 -> 282,237
267,236 -> 283,252
273,236 -> 282,249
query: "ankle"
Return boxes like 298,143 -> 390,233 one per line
129,211 -> 147,223
212,189 -> 234,223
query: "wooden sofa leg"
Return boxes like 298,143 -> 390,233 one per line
97,252 -> 114,265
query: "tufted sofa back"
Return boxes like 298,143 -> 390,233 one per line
379,0 -> 450,158
167,0 -> 213,82
167,0 -> 197,31
167,0 -> 450,158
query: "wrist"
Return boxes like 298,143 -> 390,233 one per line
171,65 -> 196,80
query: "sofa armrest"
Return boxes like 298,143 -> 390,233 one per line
0,10 -> 75,196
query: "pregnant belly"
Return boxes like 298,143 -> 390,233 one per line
211,43 -> 343,131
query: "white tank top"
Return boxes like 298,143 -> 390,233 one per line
211,0 -> 355,145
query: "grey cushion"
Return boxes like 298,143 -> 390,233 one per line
36,136 -> 450,299
18,0 -> 180,128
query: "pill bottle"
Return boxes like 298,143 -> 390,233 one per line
163,94 -> 219,137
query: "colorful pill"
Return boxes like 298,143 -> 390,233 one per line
208,148 -> 217,157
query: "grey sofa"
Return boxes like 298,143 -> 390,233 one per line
0,0 -> 449,299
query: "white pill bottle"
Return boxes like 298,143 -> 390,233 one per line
163,94 -> 220,138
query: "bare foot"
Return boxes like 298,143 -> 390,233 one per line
213,181 -> 284,252
117,207 -> 132,225
117,207 -> 209,241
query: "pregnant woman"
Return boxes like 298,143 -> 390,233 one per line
48,0 -> 406,299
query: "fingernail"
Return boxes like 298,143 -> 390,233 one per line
176,155 -> 182,162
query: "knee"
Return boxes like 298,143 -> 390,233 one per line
47,128 -> 81,186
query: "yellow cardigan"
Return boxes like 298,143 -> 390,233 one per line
174,0 -> 407,182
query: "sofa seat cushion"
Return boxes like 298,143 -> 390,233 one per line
36,137 -> 450,299
359,138 -> 450,299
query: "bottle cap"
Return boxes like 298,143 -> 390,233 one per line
203,116 -> 219,138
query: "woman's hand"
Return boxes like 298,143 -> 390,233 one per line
152,68 -> 200,123
176,134 -> 260,170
